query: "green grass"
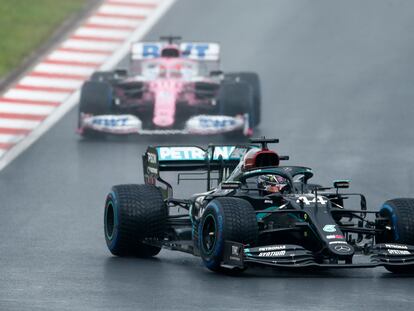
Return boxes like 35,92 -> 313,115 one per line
0,0 -> 87,78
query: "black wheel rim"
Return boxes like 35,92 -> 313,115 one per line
202,214 -> 217,255
105,201 -> 115,240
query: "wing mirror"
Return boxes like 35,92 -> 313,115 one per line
333,180 -> 350,189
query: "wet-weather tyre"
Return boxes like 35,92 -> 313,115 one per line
78,81 -> 113,138
219,81 -> 251,116
218,81 -> 253,139
225,72 -> 261,126
79,81 -> 113,115
104,184 -> 167,257
378,198 -> 414,273
198,197 -> 258,272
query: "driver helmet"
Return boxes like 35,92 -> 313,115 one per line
258,174 -> 287,194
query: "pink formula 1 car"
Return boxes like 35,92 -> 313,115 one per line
77,36 -> 261,138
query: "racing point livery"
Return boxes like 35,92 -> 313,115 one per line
78,36 -> 260,137
103,138 -> 414,273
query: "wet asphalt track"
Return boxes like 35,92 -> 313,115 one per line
1,0 -> 414,310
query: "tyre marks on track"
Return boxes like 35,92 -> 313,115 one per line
0,0 -> 174,162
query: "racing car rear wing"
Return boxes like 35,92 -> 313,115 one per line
131,42 -> 220,61
143,138 -> 288,196
142,145 -> 249,195
144,145 -> 246,173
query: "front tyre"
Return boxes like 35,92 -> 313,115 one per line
104,184 -> 167,257
218,81 -> 253,140
78,81 -> 113,138
198,197 -> 258,272
377,198 -> 414,273
225,72 -> 261,126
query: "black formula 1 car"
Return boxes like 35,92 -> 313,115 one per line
104,138 -> 414,273
78,36 -> 260,137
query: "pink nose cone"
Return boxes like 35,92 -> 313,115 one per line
153,116 -> 174,127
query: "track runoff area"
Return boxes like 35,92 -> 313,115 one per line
0,0 -> 175,171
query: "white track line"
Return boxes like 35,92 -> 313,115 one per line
33,63 -> 95,76
0,102 -> 55,115
0,118 -> 41,130
0,134 -> 25,144
109,0 -> 161,4
0,0 -> 176,171
75,27 -> 131,39
4,89 -> 70,102
61,39 -> 120,52
88,16 -> 142,28
48,51 -> 108,64
19,76 -> 83,89
99,4 -> 153,17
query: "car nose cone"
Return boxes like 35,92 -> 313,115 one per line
329,243 -> 355,257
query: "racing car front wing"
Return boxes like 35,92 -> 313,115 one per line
78,113 -> 251,136
222,241 -> 414,270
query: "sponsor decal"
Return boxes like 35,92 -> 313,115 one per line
388,249 -> 411,255
92,117 -> 128,127
83,115 -> 141,133
157,146 -> 236,161
326,235 -> 344,240
329,241 -> 348,245
221,182 -> 241,190
147,153 -> 157,164
181,43 -> 219,60
323,225 -> 337,233
334,245 -> 352,253
147,166 -> 158,174
199,117 -> 236,129
186,115 -> 243,134
296,195 -> 327,205
258,245 -> 286,252
385,244 -> 408,250
228,146 -> 251,159
264,199 -> 273,204
158,147 -> 204,161
229,245 -> 242,261
258,251 -> 286,257
132,42 -> 220,60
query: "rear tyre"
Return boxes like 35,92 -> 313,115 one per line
198,197 -> 258,272
104,184 -> 167,257
225,72 -> 261,126
377,198 -> 414,273
78,81 -> 113,138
